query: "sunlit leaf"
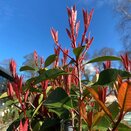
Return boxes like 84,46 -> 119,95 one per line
0,92 -> 8,99
38,94 -> 44,104
118,81 -> 131,112
85,56 -> 121,64
85,85 -> 113,123
32,101 -> 43,118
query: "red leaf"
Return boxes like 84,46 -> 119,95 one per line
118,81 -> 131,112
20,118 -> 29,131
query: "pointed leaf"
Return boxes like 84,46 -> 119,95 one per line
85,85 -> 113,122
7,119 -> 20,131
38,94 -> 44,104
73,46 -> 85,59
33,121 -> 43,131
118,81 -> 131,112
95,69 -> 131,86
44,87 -> 73,110
0,92 -> 8,99
32,101 -> 43,118
44,54 -> 57,67
20,66 -> 35,71
48,108 -> 69,119
34,69 -> 69,84
85,56 -> 121,64
118,122 -> 131,131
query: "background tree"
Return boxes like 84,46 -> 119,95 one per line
115,0 -> 131,58
22,52 -> 43,78
92,47 -> 115,71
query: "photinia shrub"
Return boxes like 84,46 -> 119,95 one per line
0,5 -> 131,131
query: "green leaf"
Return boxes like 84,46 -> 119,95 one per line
73,46 -> 85,59
40,118 -> 60,130
44,54 -> 57,67
0,92 -> 8,99
95,69 -> 131,86
108,101 -> 120,119
19,109 -> 33,119
44,87 -> 73,110
7,119 -> 20,131
93,115 -> 110,131
33,121 -> 43,131
48,108 -> 69,119
5,99 -> 18,106
32,101 -> 43,118
34,68 -> 69,84
118,122 -> 131,131
38,94 -> 44,104
20,65 -> 35,71
85,56 -> 121,64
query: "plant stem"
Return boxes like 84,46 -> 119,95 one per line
77,63 -> 83,131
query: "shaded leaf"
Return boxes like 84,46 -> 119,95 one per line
44,54 -> 57,67
73,46 -> 85,59
33,121 -> 43,131
40,118 -> 60,130
44,87 -> 73,110
48,108 -> 69,119
20,66 -> 35,71
7,119 -> 20,131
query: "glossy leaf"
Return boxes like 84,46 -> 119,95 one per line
44,54 -> 57,67
118,81 -> 131,112
20,66 -> 35,71
44,87 -> 73,110
73,46 -> 85,59
85,56 -> 121,64
34,68 -> 69,84
95,69 -> 131,86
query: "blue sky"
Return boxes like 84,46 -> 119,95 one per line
0,0 -> 123,67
